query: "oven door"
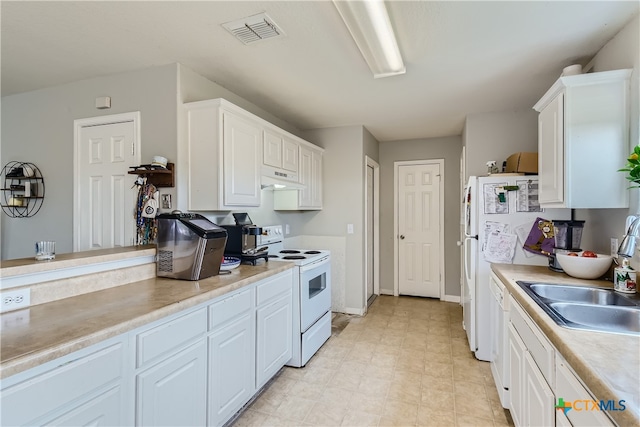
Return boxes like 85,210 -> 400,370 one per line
299,256 -> 331,332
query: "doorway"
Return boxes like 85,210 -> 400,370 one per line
394,160 -> 444,298
365,156 -> 380,310
73,112 -> 141,251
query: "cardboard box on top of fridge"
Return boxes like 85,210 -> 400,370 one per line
505,152 -> 538,174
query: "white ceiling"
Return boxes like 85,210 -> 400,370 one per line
1,1 -> 638,142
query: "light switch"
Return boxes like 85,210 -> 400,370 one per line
347,224 -> 354,234
161,194 -> 172,209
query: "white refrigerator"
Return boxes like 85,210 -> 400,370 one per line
461,175 -> 570,361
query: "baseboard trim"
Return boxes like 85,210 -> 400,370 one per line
442,295 -> 461,303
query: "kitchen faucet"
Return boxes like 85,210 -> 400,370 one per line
618,214 -> 640,257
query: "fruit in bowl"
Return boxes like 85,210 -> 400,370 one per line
556,252 -> 612,279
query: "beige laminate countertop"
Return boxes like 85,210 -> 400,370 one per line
0,262 -> 294,380
0,245 -> 156,278
492,264 -> 640,427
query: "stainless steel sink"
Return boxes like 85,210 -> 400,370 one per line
528,283 -> 637,306
548,303 -> 640,334
516,281 -> 640,336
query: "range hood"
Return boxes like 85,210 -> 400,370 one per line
261,166 -> 305,190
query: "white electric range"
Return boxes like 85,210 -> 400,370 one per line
259,226 -> 332,367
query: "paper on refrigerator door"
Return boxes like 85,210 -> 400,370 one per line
484,230 -> 518,263
483,183 -> 508,214
516,179 -> 541,212
482,221 -> 509,251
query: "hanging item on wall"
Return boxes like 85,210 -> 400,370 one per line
135,178 -> 158,245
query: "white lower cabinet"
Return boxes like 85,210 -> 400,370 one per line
508,323 -> 526,427
208,289 -> 255,427
135,340 -> 208,427
0,338 -> 127,427
508,295 -> 555,427
0,270 -> 294,427
256,291 -> 293,389
523,351 -> 555,427
556,358 -> 615,426
47,386 -> 123,426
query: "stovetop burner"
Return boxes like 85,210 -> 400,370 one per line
282,255 -> 306,260
280,250 -> 301,254
304,250 -> 321,254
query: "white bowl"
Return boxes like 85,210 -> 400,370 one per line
556,252 -> 612,280
220,256 -> 241,271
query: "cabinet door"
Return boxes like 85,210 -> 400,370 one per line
282,137 -> 299,172
508,323 -> 526,427
1,341 -> 125,427
136,340 -> 207,427
298,145 -> 322,209
223,112 -> 261,207
46,386 -> 123,427
263,129 -> 283,168
310,149 -> 323,208
538,93 -> 564,205
523,351 -> 554,427
208,312 -> 255,427
256,291 -> 293,389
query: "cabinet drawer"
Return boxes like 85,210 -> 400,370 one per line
556,359 -> 615,426
509,296 -> 554,386
208,288 -> 252,330
136,308 -> 206,368
256,270 -> 293,306
1,342 -> 123,426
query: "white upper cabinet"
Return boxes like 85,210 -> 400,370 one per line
533,69 -> 631,208
263,129 -> 299,173
273,143 -> 324,211
185,99 -> 262,211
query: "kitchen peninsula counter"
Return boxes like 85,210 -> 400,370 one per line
492,264 -> 640,427
0,261 -> 294,380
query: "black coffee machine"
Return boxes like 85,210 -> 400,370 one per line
548,220 -> 585,272
221,213 -> 268,265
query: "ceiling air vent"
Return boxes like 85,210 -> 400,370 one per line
222,13 -> 285,45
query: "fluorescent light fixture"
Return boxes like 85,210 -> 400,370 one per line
333,0 -> 405,78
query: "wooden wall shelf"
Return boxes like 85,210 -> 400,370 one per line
128,162 -> 174,188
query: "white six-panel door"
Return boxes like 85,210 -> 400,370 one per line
396,161 -> 443,298
74,113 -> 140,252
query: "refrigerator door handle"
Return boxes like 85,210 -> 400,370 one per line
463,236 -> 475,285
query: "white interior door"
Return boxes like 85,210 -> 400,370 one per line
74,113 -> 140,251
397,161 -> 443,298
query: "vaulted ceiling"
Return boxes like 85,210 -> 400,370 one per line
2,1 -> 638,141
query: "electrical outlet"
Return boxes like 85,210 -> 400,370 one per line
285,224 -> 290,235
611,238 -> 619,257
0,288 -> 31,313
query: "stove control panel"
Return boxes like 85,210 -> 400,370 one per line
259,225 -> 283,245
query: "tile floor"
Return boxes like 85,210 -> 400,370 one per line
233,295 -> 514,427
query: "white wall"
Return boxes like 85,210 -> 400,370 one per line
463,109 -> 538,179
1,64 -> 178,259
303,126 -> 371,314
574,13 -> 640,255
379,136 -> 462,298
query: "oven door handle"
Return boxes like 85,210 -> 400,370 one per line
299,256 -> 331,273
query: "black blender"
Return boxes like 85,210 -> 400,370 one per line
549,220 -> 585,272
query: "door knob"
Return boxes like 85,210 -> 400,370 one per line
400,235 -> 405,240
